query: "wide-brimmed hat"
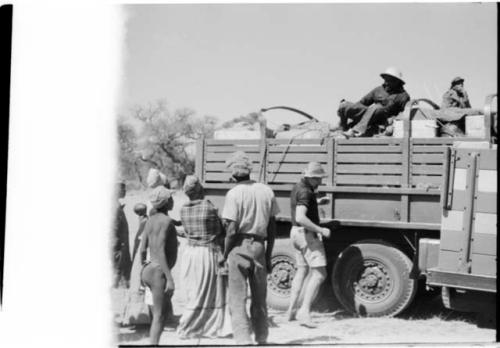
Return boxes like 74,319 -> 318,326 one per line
225,151 -> 253,177
149,186 -> 173,210
303,162 -> 328,178
146,168 -> 167,188
451,76 -> 465,86
380,67 -> 405,85
183,175 -> 203,197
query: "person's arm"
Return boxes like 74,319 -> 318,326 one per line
359,87 -> 376,106
296,205 -> 330,238
158,222 -> 175,294
442,90 -> 460,108
139,225 -> 149,265
373,92 -> 410,119
221,190 -> 239,260
223,219 -> 238,261
463,90 -> 471,108
265,216 -> 276,273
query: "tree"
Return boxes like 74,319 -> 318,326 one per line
117,99 -> 217,187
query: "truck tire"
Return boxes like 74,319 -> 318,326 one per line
267,239 -> 296,311
332,241 -> 417,317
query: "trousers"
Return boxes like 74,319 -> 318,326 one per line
338,101 -> 385,135
227,237 -> 268,344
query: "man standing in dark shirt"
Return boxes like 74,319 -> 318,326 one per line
338,67 -> 410,137
286,162 -> 331,328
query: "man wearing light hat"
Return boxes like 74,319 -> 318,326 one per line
286,162 -> 332,327
139,185 -> 178,345
338,67 -> 410,137
442,76 -> 471,109
221,151 -> 280,345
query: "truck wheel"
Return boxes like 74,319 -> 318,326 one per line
332,241 -> 417,317
267,239 -> 296,311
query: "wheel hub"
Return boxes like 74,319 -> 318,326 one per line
354,261 -> 392,301
268,256 -> 295,296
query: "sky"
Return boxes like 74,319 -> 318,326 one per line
119,3 -> 497,128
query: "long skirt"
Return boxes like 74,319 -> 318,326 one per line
177,244 -> 232,339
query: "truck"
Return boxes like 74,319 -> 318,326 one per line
195,95 -> 497,318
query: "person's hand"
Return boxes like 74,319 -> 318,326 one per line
165,278 -> 175,296
317,196 -> 330,205
217,253 -> 227,268
320,227 -> 331,239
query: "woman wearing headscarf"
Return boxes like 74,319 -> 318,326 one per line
177,175 -> 231,339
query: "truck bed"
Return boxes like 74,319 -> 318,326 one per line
197,136 -> 486,231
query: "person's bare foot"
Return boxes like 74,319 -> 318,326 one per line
296,310 -> 316,328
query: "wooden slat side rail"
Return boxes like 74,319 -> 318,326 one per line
411,175 -> 444,186
264,173 -> 306,184
412,145 -> 448,153
205,139 -> 260,145
336,153 -> 402,163
336,138 -> 403,145
206,152 -> 264,161
412,153 -> 445,163
267,138 -> 326,145
267,153 -> 328,163
411,165 -> 444,175
335,174 -> 402,185
335,145 -> 402,153
336,164 -> 402,174
267,146 -> 327,153
205,145 -> 261,153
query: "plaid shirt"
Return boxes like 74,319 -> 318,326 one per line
180,199 -> 223,245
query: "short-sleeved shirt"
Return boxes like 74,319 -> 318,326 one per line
180,199 -> 222,245
291,178 -> 319,226
222,180 -> 280,238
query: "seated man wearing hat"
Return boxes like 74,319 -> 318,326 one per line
286,162 -> 332,327
140,186 -> 178,345
338,67 -> 410,137
442,77 -> 471,109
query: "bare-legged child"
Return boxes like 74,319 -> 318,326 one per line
140,186 -> 178,345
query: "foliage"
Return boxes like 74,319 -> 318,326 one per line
117,100 -> 217,187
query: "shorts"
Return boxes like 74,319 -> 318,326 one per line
290,226 -> 327,268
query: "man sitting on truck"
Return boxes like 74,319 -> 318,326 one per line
286,162 -> 332,328
442,76 -> 471,109
338,67 -> 410,137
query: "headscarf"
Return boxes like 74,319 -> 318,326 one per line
149,186 -> 172,210
146,168 -> 167,188
225,151 -> 253,177
183,175 -> 203,198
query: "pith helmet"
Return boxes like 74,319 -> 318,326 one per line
380,67 -> 405,85
303,162 -> 328,178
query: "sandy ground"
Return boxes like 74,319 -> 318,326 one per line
113,190 -> 497,346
